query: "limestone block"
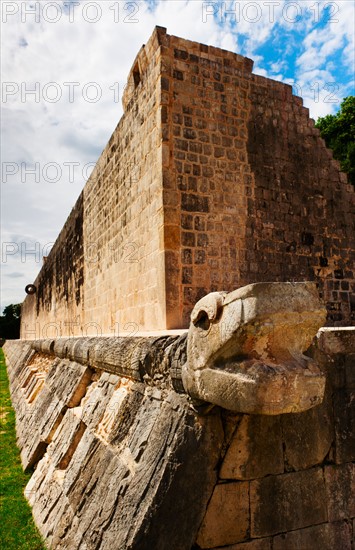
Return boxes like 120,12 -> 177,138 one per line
24,410 -> 85,540
196,482 -> 250,548
309,346 -> 346,391
46,360 -> 92,407
52,337 -> 73,359
66,336 -> 100,364
272,520 -> 352,550
3,341 -> 33,384
324,463 -> 355,521
23,382 -> 223,550
310,328 -> 355,391
220,415 -> 284,480
61,445 -> 125,548
18,357 -> 92,469
46,408 -> 86,470
317,327 -> 355,355
183,282 -> 326,414
60,428 -> 101,503
67,394 -> 221,549
39,339 -> 55,355
80,371 -> 123,431
31,478 -> 66,539
281,389 -> 333,470
250,469 -> 327,537
20,388 -> 64,469
85,336 -> 172,382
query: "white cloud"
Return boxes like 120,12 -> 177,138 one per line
293,1 -> 354,118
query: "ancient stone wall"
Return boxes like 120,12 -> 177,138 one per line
22,28 -> 168,338
246,75 -> 355,326
159,32 -> 355,327
83,30 -> 166,332
21,27 -> 355,337
4,325 -> 354,549
21,192 -> 85,339
159,34 -> 254,327
196,327 -> 355,549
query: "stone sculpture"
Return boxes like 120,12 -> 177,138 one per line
182,282 -> 327,414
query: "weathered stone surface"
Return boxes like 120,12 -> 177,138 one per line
345,354 -> 355,393
272,521 -> 352,550
35,335 -> 178,384
281,389 -> 333,470
16,347 -> 224,550
310,328 -> 355,391
324,463 -> 355,521
19,356 -> 92,470
80,371 -> 126,431
309,328 -> 355,465
183,282 -> 326,414
4,341 -> 34,385
220,415 -> 284,480
334,388 -> 355,463
317,328 -> 355,355
196,482 -> 250,548
250,469 -> 327,537
4,325 -> 355,550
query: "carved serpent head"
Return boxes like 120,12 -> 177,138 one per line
182,282 -> 327,414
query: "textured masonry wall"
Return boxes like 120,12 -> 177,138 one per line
3,328 -> 354,549
246,76 -> 355,326
195,328 -> 355,549
160,34 -> 254,327
21,28 -> 167,338
83,31 -> 166,332
21,192 -> 85,339
159,32 -> 355,327
21,27 -> 355,336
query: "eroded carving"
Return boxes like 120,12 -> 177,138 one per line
182,282 -> 327,414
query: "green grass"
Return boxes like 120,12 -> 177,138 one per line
0,348 -> 46,549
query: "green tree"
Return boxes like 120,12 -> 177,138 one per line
0,304 -> 22,341
315,96 -> 355,187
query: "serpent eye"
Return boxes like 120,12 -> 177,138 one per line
194,309 -> 211,330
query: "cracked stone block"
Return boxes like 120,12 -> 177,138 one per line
196,482 -> 250,548
273,520 -> 352,550
281,389 -> 333,470
220,415 -> 284,480
250,469 -> 327,537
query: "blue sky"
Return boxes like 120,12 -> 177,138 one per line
1,0 -> 354,311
